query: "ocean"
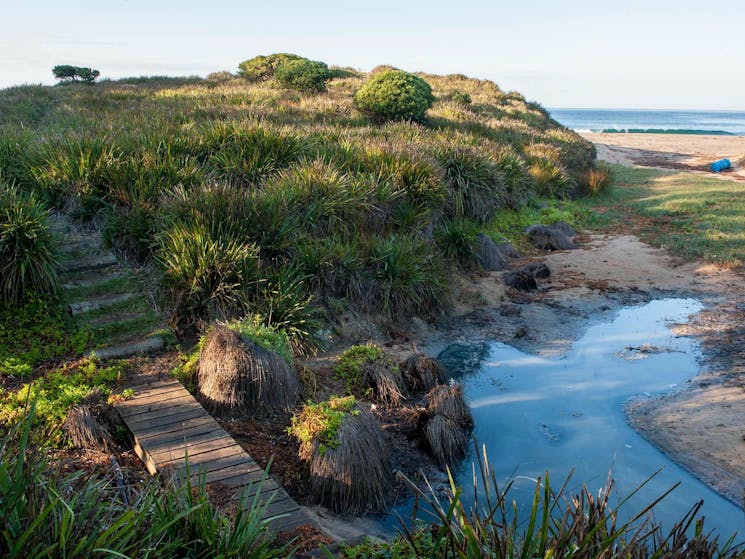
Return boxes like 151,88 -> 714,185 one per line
548,108 -> 745,136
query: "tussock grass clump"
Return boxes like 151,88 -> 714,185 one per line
401,354 -> 448,393
335,344 -> 405,406
158,222 -> 261,324
426,384 -> 471,426
0,183 -> 58,307
64,403 -> 114,451
197,324 -> 300,415
425,414 -> 468,468
423,384 -> 472,468
290,396 -> 393,514
580,162 -> 615,195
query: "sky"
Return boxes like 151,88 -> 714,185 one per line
2,0 -> 744,110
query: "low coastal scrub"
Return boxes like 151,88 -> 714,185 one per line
0,58 -> 599,346
354,69 -> 434,123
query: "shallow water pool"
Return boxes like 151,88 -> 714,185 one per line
396,298 -> 745,539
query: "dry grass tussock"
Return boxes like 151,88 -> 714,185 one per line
198,325 -> 300,415
308,405 -> 393,514
401,354 -> 449,392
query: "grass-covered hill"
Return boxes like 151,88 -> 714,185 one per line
0,61 -> 596,348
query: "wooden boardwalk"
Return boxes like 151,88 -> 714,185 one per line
115,378 -> 314,533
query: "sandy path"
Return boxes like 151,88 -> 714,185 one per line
583,132 -> 745,182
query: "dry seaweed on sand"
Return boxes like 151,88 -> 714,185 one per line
198,325 -> 300,415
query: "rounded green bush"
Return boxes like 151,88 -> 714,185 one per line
354,70 -> 434,123
274,59 -> 332,93
237,53 -> 303,82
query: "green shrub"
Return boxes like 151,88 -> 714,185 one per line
0,183 -> 59,306
334,344 -> 384,392
288,395 -> 357,459
157,222 -> 261,323
354,70 -> 434,123
274,59 -> 332,93
0,358 -> 125,442
237,53 -> 304,82
450,91 -> 472,106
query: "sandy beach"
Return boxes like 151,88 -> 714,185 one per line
582,132 -> 745,182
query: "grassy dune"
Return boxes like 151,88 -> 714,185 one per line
0,70 -> 596,343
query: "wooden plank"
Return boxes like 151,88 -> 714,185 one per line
214,468 -> 277,490
118,394 -> 196,418
156,440 -> 241,467
179,452 -> 259,477
135,416 -> 215,440
260,496 -> 301,519
126,378 -> 182,391
126,405 -> 206,428
137,421 -> 223,448
124,399 -> 203,423
117,386 -> 188,409
146,430 -> 234,459
159,444 -> 246,469
200,463 -> 277,488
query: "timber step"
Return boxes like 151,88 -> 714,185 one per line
115,378 -> 316,534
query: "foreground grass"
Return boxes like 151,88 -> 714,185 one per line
582,164 -> 745,266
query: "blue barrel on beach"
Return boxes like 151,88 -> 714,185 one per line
710,158 -> 731,172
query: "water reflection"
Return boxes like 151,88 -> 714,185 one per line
394,299 -> 744,539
